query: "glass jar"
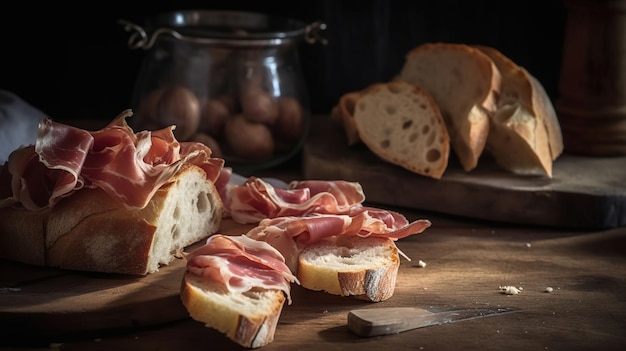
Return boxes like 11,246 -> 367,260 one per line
119,10 -> 326,173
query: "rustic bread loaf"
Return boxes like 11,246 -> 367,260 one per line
399,42 -> 501,171
181,271 -> 286,349
352,80 -> 450,179
0,164 -> 223,275
297,235 -> 400,302
474,45 -> 564,177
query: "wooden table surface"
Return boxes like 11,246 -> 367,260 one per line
1,118 -> 625,350
1,206 -> 625,351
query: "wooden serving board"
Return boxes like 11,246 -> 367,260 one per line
303,115 -> 626,229
0,219 -> 253,343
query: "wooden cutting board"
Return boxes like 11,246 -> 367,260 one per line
302,115 -> 626,229
0,219 -> 253,342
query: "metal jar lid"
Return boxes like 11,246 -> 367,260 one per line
119,10 -> 327,50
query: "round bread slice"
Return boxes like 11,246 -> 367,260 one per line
181,271 -> 286,349
353,80 -> 450,179
297,235 -> 400,302
399,42 -> 501,172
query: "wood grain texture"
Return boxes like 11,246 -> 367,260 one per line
303,115 -> 626,229
3,215 -> 624,350
0,219 -> 254,343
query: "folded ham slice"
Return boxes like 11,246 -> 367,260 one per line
185,234 -> 298,303
228,177 -> 365,223
229,177 -> 431,271
0,110 -> 226,211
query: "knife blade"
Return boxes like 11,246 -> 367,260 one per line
347,306 -> 519,337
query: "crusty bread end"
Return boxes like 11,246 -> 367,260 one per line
297,235 -> 400,302
181,272 -> 286,349
474,45 -> 563,177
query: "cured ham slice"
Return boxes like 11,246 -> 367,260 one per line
185,234 -> 298,302
246,210 -> 431,272
0,110 -> 225,211
229,177 -> 366,223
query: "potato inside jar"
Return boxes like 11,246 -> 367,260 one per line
198,61 -> 306,164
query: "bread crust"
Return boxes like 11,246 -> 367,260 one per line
0,208 -> 47,266
0,164 -> 223,275
297,236 -> 399,302
180,272 -> 286,348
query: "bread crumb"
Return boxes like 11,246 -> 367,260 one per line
526,243 -> 531,248
545,287 -> 554,293
499,286 -> 522,295
417,260 -> 427,268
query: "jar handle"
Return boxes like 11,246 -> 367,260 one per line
117,19 -> 183,50
305,21 -> 328,45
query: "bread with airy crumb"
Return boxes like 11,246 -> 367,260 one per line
297,235 -> 400,302
474,45 -> 563,177
399,42 -> 501,171
180,271 -> 286,348
0,164 -> 223,275
353,80 -> 450,179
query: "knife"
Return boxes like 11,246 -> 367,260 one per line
347,306 -> 519,337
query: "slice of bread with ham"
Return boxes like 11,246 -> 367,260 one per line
180,234 -> 297,349
297,235 -> 399,302
181,272 -> 286,348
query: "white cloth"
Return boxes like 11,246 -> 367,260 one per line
0,90 -> 48,164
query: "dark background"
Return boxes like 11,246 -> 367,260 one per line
1,0 -> 567,121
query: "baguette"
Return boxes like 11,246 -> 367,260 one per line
353,81 -> 450,179
0,164 -> 223,275
399,42 -> 501,171
181,272 -> 285,349
297,235 -> 400,302
473,45 -> 563,177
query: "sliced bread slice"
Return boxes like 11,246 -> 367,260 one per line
352,80 -> 450,179
399,42 -> 501,171
473,45 -> 563,177
181,272 -> 286,348
297,235 -> 400,302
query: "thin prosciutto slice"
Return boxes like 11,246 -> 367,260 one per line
0,110 -> 225,211
185,234 -> 298,303
229,177 -> 366,224
246,209 -> 432,272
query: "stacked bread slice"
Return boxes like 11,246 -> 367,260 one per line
332,42 -> 563,178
